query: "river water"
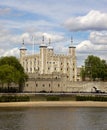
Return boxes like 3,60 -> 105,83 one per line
0,107 -> 107,130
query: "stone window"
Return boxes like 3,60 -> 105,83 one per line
49,84 -> 50,87
43,84 -> 45,87
36,84 -> 38,87
58,84 -> 60,87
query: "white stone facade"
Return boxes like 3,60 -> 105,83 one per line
19,40 -> 107,93
20,40 -> 77,82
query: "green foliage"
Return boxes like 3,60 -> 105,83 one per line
0,56 -> 28,92
0,87 -> 18,93
47,96 -> 60,101
0,95 -> 30,102
81,55 -> 107,81
0,56 -> 24,72
80,66 -> 86,81
76,95 -> 107,102
0,65 -> 19,85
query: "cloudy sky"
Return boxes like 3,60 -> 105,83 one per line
0,0 -> 107,66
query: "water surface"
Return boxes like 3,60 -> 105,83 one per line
0,107 -> 107,130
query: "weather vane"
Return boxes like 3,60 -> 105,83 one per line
71,36 -> 73,46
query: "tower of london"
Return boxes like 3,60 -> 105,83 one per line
20,37 -> 77,81
19,37 -> 107,93
20,38 -> 77,92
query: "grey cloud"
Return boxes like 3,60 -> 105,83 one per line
64,10 -> 107,31
89,31 -> 107,44
76,37 -> 107,66
0,8 -> 11,15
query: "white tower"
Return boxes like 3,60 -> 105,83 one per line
47,38 -> 54,55
39,36 -> 47,74
20,40 -> 27,64
69,37 -> 77,81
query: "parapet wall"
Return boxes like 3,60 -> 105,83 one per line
23,79 -> 107,93
65,81 -> 107,92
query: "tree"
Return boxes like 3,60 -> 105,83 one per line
0,56 -> 24,72
0,56 -> 28,92
80,66 -> 85,81
81,55 -> 107,81
0,65 -> 18,88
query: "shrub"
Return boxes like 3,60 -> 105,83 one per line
76,95 -> 107,102
47,96 -> 59,101
0,95 -> 30,102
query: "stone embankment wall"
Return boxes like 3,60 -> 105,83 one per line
65,81 -> 107,92
24,80 -> 107,93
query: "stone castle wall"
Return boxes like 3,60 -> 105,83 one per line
20,40 -> 77,82
23,77 -> 107,93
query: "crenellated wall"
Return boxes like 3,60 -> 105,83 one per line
19,40 -> 77,81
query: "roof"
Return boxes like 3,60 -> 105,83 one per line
39,43 -> 47,48
47,45 -> 53,50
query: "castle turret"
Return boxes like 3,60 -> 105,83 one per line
69,37 -> 77,81
20,40 -> 27,58
39,36 -> 47,74
47,38 -> 54,55
20,40 -> 27,72
19,40 -> 27,67
69,37 -> 76,57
